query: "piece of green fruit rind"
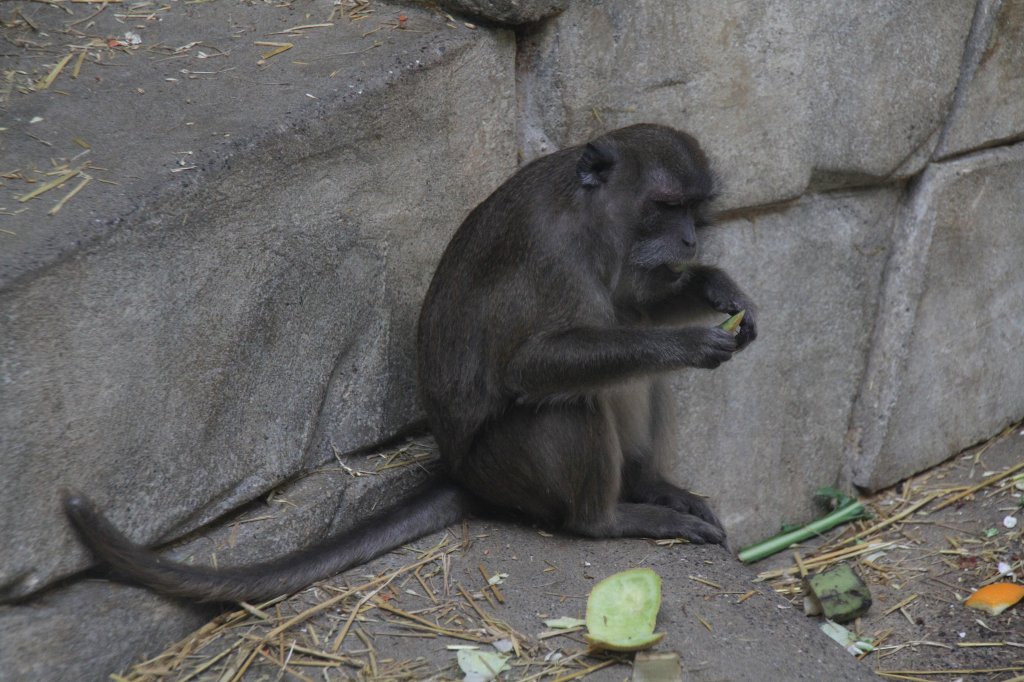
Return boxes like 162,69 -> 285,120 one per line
805,564 -> 872,624
584,631 -> 666,652
719,310 -> 745,334
585,568 -> 664,652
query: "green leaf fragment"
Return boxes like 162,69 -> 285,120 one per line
456,649 -> 510,681
543,616 -> 586,629
820,620 -> 875,656
815,487 -> 857,509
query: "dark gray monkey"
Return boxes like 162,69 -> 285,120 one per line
63,124 -> 757,602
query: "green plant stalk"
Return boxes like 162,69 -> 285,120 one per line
737,500 -> 867,564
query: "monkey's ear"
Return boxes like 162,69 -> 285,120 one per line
577,142 -> 615,188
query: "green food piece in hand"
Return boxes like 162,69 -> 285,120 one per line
585,568 -> 665,651
719,310 -> 745,334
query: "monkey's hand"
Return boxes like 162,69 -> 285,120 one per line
675,327 -> 738,369
680,266 -> 758,351
725,302 -> 757,351
703,289 -> 757,351
642,483 -> 725,535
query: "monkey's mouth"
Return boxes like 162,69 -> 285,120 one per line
653,262 -> 690,282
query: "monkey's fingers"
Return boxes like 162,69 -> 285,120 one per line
694,328 -> 739,368
651,487 -> 724,532
734,312 -> 757,350
675,515 -> 727,545
683,496 -> 725,533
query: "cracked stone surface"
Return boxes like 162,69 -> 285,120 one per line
0,0 -> 515,597
2,0 -> 1024,676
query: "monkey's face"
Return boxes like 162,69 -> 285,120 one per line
577,124 -> 716,281
629,188 -> 713,276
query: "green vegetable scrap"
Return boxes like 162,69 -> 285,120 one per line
820,620 -> 875,656
456,649 -> 510,681
632,651 -> 682,682
585,568 -> 665,651
543,616 -> 586,629
718,310 -> 745,334
737,488 -> 869,564
804,563 -> 872,623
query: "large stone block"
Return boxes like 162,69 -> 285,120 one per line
666,189 -> 897,547
939,0 -> 1024,157
847,142 -> 1024,490
518,0 -> 972,209
0,449 -> 434,680
0,2 -> 515,600
0,581 -> 214,682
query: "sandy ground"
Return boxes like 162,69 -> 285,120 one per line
100,422 -> 1022,681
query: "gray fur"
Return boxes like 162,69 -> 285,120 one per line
64,124 -> 757,602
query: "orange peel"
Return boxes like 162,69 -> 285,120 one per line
963,582 -> 1024,616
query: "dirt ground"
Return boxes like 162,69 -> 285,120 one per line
106,422 -> 1023,682
757,422 -> 1024,681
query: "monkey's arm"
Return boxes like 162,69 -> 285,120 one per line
648,265 -> 757,349
506,325 -> 736,400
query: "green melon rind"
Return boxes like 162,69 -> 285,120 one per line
584,568 -> 664,652
583,631 -> 666,652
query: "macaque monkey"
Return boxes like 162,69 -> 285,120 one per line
64,124 -> 757,601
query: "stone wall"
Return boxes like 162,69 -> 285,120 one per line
513,0 -> 1024,538
2,0 -> 1022,677
1,5 -> 515,600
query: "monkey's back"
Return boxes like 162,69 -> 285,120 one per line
417,147 -> 614,470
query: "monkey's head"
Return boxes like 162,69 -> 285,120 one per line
576,124 -> 716,279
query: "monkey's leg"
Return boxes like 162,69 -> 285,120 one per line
615,379 -> 725,534
457,402 -> 725,544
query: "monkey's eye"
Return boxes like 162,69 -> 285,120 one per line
694,204 -> 714,227
654,199 -> 685,208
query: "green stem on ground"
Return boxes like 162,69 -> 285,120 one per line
737,500 -> 868,564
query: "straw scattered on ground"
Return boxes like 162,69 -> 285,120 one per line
756,420 -> 1024,681
114,529 -> 627,682
110,420 -> 1024,681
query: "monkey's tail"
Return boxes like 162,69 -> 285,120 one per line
62,481 -> 470,603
